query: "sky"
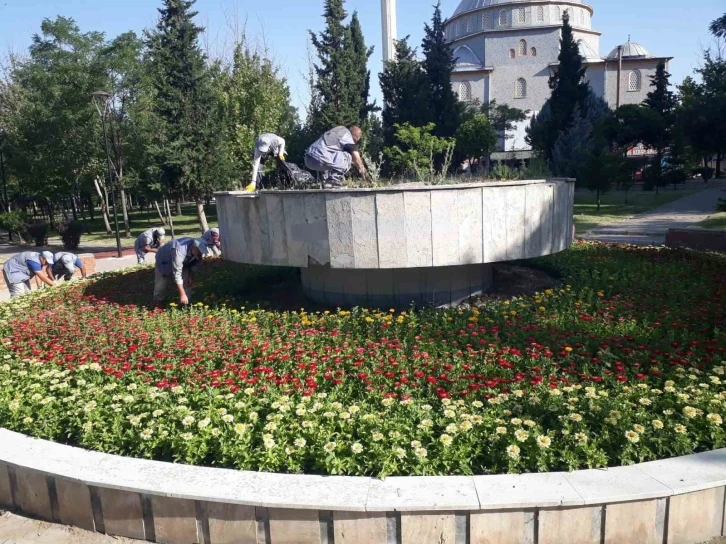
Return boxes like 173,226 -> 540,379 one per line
0,0 -> 723,115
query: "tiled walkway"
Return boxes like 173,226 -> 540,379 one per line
0,512 -> 140,543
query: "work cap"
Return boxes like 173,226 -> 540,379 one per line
193,238 -> 209,256
41,251 -> 54,265
156,228 -> 166,237
61,254 -> 76,274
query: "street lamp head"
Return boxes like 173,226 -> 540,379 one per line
91,90 -> 112,116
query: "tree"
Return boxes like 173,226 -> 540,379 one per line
527,12 -> 589,161
379,37 -> 430,146
455,114 -> 497,170
217,38 -> 297,187
577,146 -> 629,211
308,0 -> 374,134
421,2 -> 461,138
710,13 -> 726,38
144,0 -> 223,231
642,61 -> 677,193
483,100 -> 527,139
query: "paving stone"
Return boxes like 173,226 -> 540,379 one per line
470,509 -> 535,544
55,478 -> 94,531
13,468 -> 52,521
400,511 -> 456,544
151,495 -> 198,544
98,488 -> 145,541
538,506 -> 602,544
667,488 -> 724,544
268,508 -> 320,544
604,499 -> 660,544
333,511 -> 387,544
205,502 -> 257,544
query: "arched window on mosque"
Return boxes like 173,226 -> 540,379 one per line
518,40 -> 527,56
482,13 -> 490,29
499,10 -> 507,26
466,16 -> 475,33
628,70 -> 642,92
555,7 -> 562,22
459,82 -> 473,102
517,8 -> 526,24
515,78 -> 527,99
536,6 -> 544,22
509,49 -> 516,59
457,20 -> 464,37
531,47 -> 537,57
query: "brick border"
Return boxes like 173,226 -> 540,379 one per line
2,429 -> 726,543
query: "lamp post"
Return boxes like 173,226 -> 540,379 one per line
91,90 -> 122,258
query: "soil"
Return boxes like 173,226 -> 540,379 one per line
466,263 -> 560,306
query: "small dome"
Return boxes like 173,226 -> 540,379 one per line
452,0 -> 582,18
453,45 -> 483,70
607,39 -> 652,60
578,40 -> 600,61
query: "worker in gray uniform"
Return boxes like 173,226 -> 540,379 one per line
51,252 -> 88,282
304,126 -> 367,188
134,227 -> 166,264
202,228 -> 221,257
2,251 -> 55,298
245,133 -> 287,193
153,237 -> 208,306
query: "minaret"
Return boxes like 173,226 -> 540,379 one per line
381,0 -> 397,63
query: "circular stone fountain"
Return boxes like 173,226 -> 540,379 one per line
215,179 -> 574,308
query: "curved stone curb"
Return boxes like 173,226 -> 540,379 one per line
2,429 -> 726,543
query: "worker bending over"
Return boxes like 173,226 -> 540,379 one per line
245,133 -> 287,193
153,237 -> 208,306
3,251 -> 55,298
51,252 -> 87,282
202,228 -> 221,257
135,227 -> 166,264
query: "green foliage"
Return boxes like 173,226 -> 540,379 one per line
642,62 -> 678,191
380,38 -> 430,147
717,199 -> 726,213
528,12 -> 589,161
577,149 -> 629,206
25,221 -> 49,246
216,39 -> 297,187
710,13 -> 726,38
489,162 -> 517,181
58,219 -> 85,250
421,2 -> 462,138
0,211 -> 27,235
384,123 -> 455,181
519,156 -> 552,179
455,114 -> 497,163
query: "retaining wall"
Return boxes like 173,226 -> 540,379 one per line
666,228 -> 726,253
3,429 -> 726,543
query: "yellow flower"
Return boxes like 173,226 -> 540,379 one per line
674,424 -> 687,434
707,413 -> 723,425
536,435 -> 552,449
514,429 -> 529,442
506,445 -> 520,459
439,434 -> 453,447
651,420 -> 664,429
625,430 -> 640,443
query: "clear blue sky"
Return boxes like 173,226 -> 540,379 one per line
0,0 -> 722,115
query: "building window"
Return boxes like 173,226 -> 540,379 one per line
555,6 -> 562,21
517,8 -> 526,24
518,39 -> 527,56
459,81 -> 472,102
456,20 -> 464,37
499,10 -> 507,26
466,16 -> 475,33
536,6 -> 544,22
482,13 -> 490,29
515,78 -> 527,99
628,70 -> 642,91
509,49 -> 516,59
531,47 -> 537,57
564,8 -> 571,22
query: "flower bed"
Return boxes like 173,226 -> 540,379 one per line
0,243 -> 724,477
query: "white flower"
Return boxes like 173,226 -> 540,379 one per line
181,433 -> 194,441
707,413 -> 723,425
506,445 -> 520,459
198,418 -> 211,430
294,438 -> 307,448
323,442 -> 337,453
410,440 -> 422,449
140,429 -> 153,440
339,412 -> 351,420
625,431 -> 640,443
439,434 -> 453,447
128,416 -> 142,427
639,398 -> 652,406
495,427 -> 508,435
22,417 -> 33,425
153,410 -> 165,418
182,415 -> 196,427
414,447 -> 428,458
372,432 -> 384,442
536,435 -> 552,449
651,419 -> 664,429
263,435 -> 276,449
683,406 -> 698,419
394,447 -> 407,459
674,424 -> 687,434
574,432 -> 587,444
514,429 -> 529,442
418,419 -> 434,429
569,413 -> 583,422
351,443 -> 364,454
234,423 -> 249,435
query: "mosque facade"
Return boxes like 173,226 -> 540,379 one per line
444,0 -> 672,157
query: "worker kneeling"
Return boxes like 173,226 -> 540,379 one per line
135,227 -> 166,264
51,252 -> 87,282
3,251 -> 55,298
153,237 -> 208,306
304,126 -> 367,188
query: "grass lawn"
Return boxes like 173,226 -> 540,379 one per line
573,189 -> 698,233
47,204 -> 219,249
696,212 -> 726,230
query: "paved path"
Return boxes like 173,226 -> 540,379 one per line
0,512 -> 140,543
582,188 -> 726,245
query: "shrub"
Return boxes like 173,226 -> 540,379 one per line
384,123 -> 456,182
58,220 -> 84,250
694,167 -> 715,182
490,162 -> 517,181
25,222 -> 49,247
0,211 -> 28,241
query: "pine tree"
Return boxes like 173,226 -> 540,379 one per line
642,61 -> 677,193
348,13 -> 377,125
309,0 -> 358,134
528,12 -> 589,161
710,13 -> 726,38
144,0 -> 220,230
379,37 -> 430,146
421,1 -> 461,138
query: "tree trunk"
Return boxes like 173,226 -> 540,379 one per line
176,200 -> 182,216
717,152 -> 723,179
119,188 -> 131,238
70,198 -> 78,221
93,177 -> 112,234
88,195 -> 95,221
154,201 -> 167,226
164,199 -> 176,239
196,199 -> 209,233
596,188 -> 601,212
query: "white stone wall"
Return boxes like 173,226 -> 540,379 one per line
215,180 -> 574,270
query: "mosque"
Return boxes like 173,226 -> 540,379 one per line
443,0 -> 672,159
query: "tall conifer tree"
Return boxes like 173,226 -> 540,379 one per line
348,13 -> 377,126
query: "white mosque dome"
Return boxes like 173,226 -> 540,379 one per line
453,0 -> 583,17
578,40 -> 600,61
606,39 -> 653,60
